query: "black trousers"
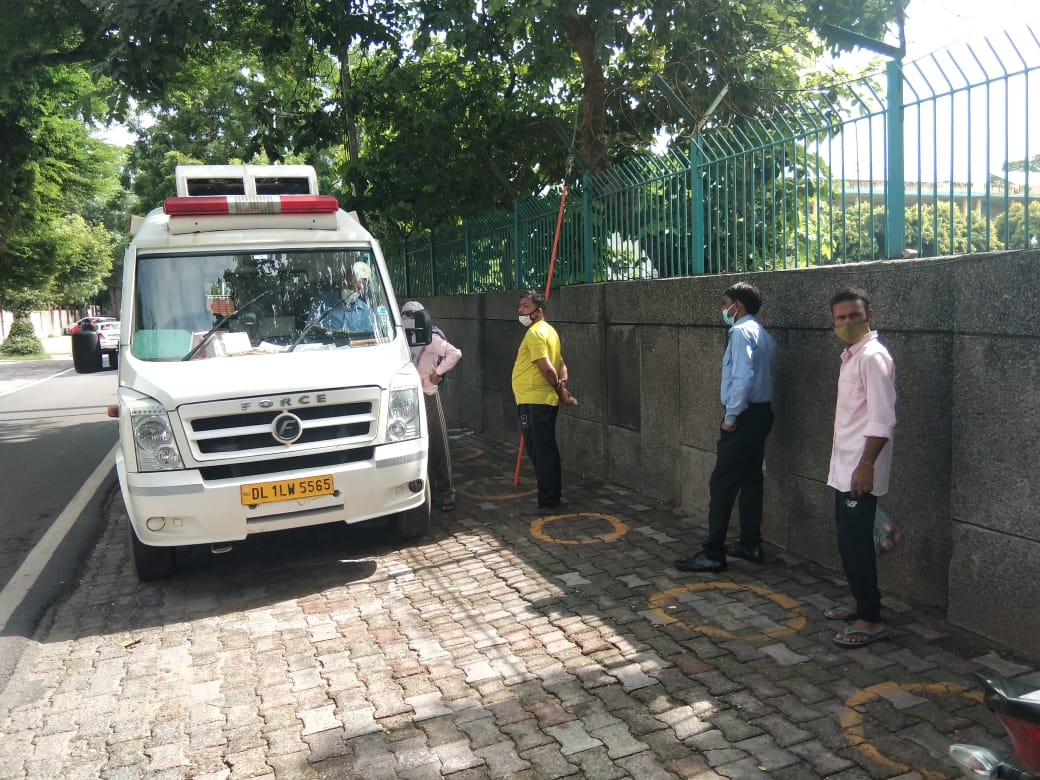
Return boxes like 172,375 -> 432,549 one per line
424,393 -> 454,504
517,403 -> 561,507
703,403 -> 774,559
835,491 -> 882,623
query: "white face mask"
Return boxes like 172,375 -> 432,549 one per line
341,288 -> 359,306
518,314 -> 533,327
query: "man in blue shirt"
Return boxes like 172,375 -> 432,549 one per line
312,266 -> 376,333
676,281 -> 776,573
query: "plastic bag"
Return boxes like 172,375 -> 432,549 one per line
873,507 -> 904,553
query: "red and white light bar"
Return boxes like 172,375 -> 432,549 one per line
163,194 -> 339,217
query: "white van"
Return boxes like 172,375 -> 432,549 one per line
112,164 -> 433,581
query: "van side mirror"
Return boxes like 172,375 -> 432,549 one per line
406,309 -> 433,347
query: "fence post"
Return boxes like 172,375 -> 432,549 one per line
403,237 -> 411,298
691,136 -> 706,275
884,59 -> 906,259
582,175 -> 593,283
464,220 -> 473,294
429,234 -> 437,297
514,201 -> 522,289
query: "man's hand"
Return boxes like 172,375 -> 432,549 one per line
850,462 -> 874,497
429,372 -> 443,385
720,422 -> 736,432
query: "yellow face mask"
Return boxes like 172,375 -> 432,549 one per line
833,321 -> 869,346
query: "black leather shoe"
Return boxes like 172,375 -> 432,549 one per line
674,552 -> 727,573
727,542 -> 765,564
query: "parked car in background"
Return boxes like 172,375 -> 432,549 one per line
64,316 -> 117,335
96,321 -> 120,352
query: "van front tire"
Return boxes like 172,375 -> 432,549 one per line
129,526 -> 177,581
392,483 -> 431,540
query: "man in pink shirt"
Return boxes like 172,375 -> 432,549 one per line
402,301 -> 463,512
826,287 -> 897,649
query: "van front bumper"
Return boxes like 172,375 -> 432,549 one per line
116,440 -> 427,546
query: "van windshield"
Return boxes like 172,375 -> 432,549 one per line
131,248 -> 396,361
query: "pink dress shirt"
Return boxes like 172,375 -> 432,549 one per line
410,332 -> 462,396
827,331 -> 896,495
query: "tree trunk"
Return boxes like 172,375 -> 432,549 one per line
562,11 -> 609,174
339,42 -> 361,198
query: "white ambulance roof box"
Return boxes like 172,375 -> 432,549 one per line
175,164 -> 319,197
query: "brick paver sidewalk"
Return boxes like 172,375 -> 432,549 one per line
0,430 -> 1034,779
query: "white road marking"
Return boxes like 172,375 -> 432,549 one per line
0,443 -> 117,632
0,367 -> 75,399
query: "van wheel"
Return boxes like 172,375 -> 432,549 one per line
71,333 -> 103,374
129,526 -> 177,581
392,483 -> 431,540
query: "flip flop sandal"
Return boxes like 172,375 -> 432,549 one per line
823,604 -> 856,620
439,499 -> 456,512
832,627 -> 892,648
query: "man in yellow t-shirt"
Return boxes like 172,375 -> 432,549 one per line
511,289 -> 577,512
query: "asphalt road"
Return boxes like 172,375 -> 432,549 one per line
0,352 -> 118,687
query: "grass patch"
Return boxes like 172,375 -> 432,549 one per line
0,352 -> 49,361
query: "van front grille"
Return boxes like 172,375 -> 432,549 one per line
178,387 -> 381,461
199,447 -> 374,481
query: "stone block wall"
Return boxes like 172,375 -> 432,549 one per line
422,250 -> 1040,659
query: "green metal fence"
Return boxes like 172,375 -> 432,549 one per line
389,26 -> 1038,297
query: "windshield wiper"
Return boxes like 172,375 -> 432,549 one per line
181,290 -> 272,361
288,299 -> 345,352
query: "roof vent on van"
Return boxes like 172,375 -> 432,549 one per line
175,165 -> 319,197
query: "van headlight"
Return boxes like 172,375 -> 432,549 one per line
126,397 -> 184,471
387,383 -> 420,442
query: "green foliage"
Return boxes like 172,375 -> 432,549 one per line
0,318 -> 44,357
0,33 -> 124,308
1,0 -> 909,291
348,46 -> 561,230
834,202 -> 883,261
1005,155 -> 1040,173
47,215 -> 117,304
995,202 -> 1040,250
905,202 -> 999,256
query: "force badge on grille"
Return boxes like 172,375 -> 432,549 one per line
271,412 -> 304,444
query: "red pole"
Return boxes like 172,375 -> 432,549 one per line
514,184 -> 569,485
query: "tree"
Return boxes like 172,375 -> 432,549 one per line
996,202 -> 1040,251
347,45 -> 565,231
47,215 -> 116,307
1006,155 -> 1040,174
413,0 -> 903,177
904,201 -> 998,257
3,0 -> 910,275
0,1 -> 126,313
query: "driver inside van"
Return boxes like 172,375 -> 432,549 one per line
313,264 -> 376,333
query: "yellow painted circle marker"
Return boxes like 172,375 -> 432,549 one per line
530,512 -> 629,545
454,446 -> 485,463
648,582 -> 807,640
457,476 -> 537,500
841,681 -> 982,780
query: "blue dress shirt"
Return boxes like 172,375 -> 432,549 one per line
721,315 -> 775,425
314,294 -> 375,332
